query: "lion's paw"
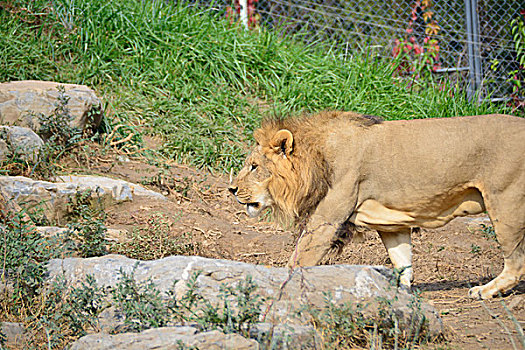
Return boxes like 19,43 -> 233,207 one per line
468,286 -> 493,300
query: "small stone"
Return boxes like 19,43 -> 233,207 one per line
0,322 -> 26,348
0,125 -> 44,163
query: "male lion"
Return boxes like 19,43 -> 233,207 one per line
229,111 -> 525,299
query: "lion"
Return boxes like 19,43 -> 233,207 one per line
229,111 -> 525,299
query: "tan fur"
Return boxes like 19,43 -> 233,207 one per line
229,111 -> 525,299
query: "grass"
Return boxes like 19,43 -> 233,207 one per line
0,0 -> 511,172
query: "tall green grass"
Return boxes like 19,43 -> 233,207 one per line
0,0 -> 509,171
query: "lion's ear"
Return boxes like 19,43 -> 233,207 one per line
270,129 -> 294,157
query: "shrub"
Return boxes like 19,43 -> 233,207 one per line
110,213 -> 199,260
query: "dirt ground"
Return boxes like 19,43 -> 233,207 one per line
84,151 -> 524,350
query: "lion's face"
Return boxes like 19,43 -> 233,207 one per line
229,146 -> 274,217
229,126 -> 327,222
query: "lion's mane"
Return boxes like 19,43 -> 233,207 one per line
254,111 -> 382,225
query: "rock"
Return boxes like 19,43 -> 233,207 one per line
249,323 -> 319,349
0,125 -> 44,163
46,254 -> 443,339
0,322 -> 26,348
69,326 -> 259,350
36,226 -> 127,242
0,80 -> 103,133
0,139 -> 8,161
0,175 -> 166,223
56,175 -> 167,201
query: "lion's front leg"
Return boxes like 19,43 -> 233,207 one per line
287,178 -> 359,268
288,221 -> 338,267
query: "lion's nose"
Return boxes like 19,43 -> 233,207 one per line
228,186 -> 238,195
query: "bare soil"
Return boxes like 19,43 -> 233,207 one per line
84,152 -> 524,350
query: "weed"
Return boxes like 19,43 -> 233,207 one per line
25,87 -> 83,179
0,211 -> 67,308
110,268 -> 263,336
65,190 -> 108,258
479,223 -> 497,241
34,274 -> 105,347
197,275 -> 264,337
301,291 -> 431,349
0,206 -> 100,348
140,171 -> 193,198
110,213 -> 199,260
470,244 -> 482,255
303,293 -> 369,349
111,267 -> 171,332
37,86 -> 81,145
166,270 -> 204,324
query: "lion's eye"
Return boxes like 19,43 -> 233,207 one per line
250,164 -> 258,171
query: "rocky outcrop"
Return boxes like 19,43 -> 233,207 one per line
0,125 -> 44,163
70,327 -> 259,350
0,80 -> 103,133
47,254 -> 443,348
0,175 -> 166,223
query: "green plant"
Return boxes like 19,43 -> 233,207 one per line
34,274 -> 105,348
110,213 -> 198,260
65,190 -> 108,258
509,9 -> 525,109
0,211 -> 67,308
37,86 -> 82,144
479,223 -> 497,241
24,86 -> 83,179
166,270 -> 204,323
197,275 -> 264,337
304,293 -> 369,349
110,268 -> 263,335
111,267 -> 171,332
301,291 -> 431,349
470,244 -> 481,255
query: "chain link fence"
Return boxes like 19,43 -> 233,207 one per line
203,0 -> 523,103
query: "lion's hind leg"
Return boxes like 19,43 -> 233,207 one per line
468,192 -> 525,299
468,237 -> 525,299
378,229 -> 413,288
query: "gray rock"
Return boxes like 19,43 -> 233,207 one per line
0,125 -> 44,163
249,323 -> 319,349
36,226 -> 127,243
0,138 -> 9,161
0,80 -> 103,132
69,326 -> 259,350
55,175 -> 167,202
0,322 -> 26,348
0,175 -> 166,223
46,254 -> 443,339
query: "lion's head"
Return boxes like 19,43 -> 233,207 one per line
229,111 -> 380,224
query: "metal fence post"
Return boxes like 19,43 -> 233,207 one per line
465,0 -> 482,102
239,0 -> 248,29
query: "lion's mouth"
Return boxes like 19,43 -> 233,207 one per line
246,202 -> 263,217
